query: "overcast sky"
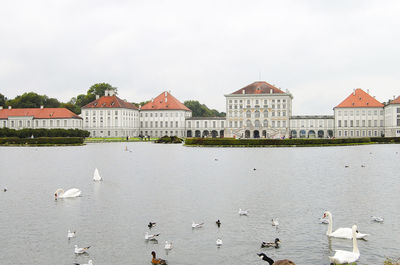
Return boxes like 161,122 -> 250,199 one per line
1,0 -> 400,114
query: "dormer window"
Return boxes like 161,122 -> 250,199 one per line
111,102 -> 115,106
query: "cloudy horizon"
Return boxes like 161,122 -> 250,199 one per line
1,0 -> 400,114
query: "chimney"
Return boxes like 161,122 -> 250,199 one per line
0,106 -> 3,110
270,89 -> 273,94
242,90 -> 245,94
96,95 -> 100,100
108,90 -> 115,96
353,89 -> 356,96
165,97 -> 168,103
164,91 -> 168,97
40,105 -> 44,109
8,106 -> 11,109
151,98 -> 154,102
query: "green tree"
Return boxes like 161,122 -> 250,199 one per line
7,92 -> 46,108
0,93 -> 6,106
87,83 -> 117,96
132,100 -> 150,108
184,100 -> 225,117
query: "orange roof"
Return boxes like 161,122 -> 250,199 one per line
231,81 -> 285,95
82,95 -> 138,110
141,91 -> 190,111
0,108 -> 82,119
335,88 -> 383,108
390,96 -> 400,104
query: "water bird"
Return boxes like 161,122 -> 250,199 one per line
74,245 -> 90,254
74,260 -> 93,265
148,222 -> 156,229
54,188 -> 81,199
323,211 -> 368,239
67,230 -> 76,239
216,219 -> 221,227
216,238 -> 222,247
151,251 -> 167,264
93,168 -> 102,181
145,232 -> 160,240
3,187 -> 7,192
164,241 -> 172,250
214,158 -> 218,161
257,253 -> 295,264
261,238 -> 280,248
345,165 -> 349,168
272,218 -> 279,226
371,216 -> 384,223
238,209 -> 248,216
192,221 -> 204,228
329,225 -> 360,264
253,168 -> 257,171
361,165 -> 366,168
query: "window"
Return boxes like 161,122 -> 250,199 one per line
272,112 -> 275,117
380,120 -> 383,127
213,121 -> 216,128
263,120 -> 268,127
165,121 -> 168,128
362,120 -> 365,127
282,121 -> 286,127
344,120 -> 347,127
374,110 -> 377,115
246,111 -> 251,118
374,120 -> 377,127
234,121 -> 238,128
255,120 -> 260,127
170,121 -> 173,128
204,121 -> 208,128
350,120 -> 353,127
196,121 -> 199,128
368,120 -> 371,127
282,111 -> 286,116
175,121 -> 178,127
277,121 -> 280,127
255,111 -> 260,118
356,120 -> 359,127
246,120 -> 251,127
338,120 -> 341,127
264,110 -> 268,117
64,120 -> 67,127
272,121 -> 275,127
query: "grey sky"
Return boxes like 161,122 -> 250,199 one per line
1,0 -> 400,114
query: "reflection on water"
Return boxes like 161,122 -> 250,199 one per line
0,143 -> 399,265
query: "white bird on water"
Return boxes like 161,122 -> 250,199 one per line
238,209 -> 248,216
216,238 -> 223,247
329,225 -> 360,264
145,232 -> 160,240
74,260 -> 93,265
93,168 -> 102,181
55,188 -> 81,199
164,241 -> 173,250
272,218 -> 279,226
67,230 -> 76,239
74,245 -> 90,254
371,216 -> 384,223
323,211 -> 369,239
192,221 -> 204,228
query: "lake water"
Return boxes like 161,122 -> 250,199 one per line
1,143 -> 399,265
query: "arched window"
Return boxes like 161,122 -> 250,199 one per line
263,109 -> 268,117
246,120 -> 252,127
255,110 -> 260,118
255,120 -> 260,127
246,110 -> 251,118
263,119 -> 268,127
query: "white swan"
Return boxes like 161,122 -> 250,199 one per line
164,241 -> 172,250
74,260 -> 93,265
272,218 -> 279,226
93,168 -> 102,181
55,188 -> 81,199
67,230 -> 76,239
74,245 -> 90,254
238,209 -> 248,216
216,238 -> 223,246
192,221 -> 204,228
323,211 -> 368,239
329,225 -> 360,264
371,216 -> 384,223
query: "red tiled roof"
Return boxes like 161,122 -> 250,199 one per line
0,108 -> 82,119
390,96 -> 400,104
141,91 -> 190,111
335,88 -> 384,108
231,81 -> 285,95
82,95 -> 138,110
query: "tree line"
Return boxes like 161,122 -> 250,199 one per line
0,83 -> 225,117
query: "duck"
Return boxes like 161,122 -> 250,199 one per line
216,219 -> 221,227
323,211 -> 368,239
344,165 -> 349,168
272,218 -> 279,226
93,168 -> 102,181
151,251 -> 167,265
73,260 -> 93,265
329,225 -> 360,264
257,253 -> 295,264
261,238 -> 280,248
192,221 -> 204,228
216,238 -> 223,247
54,188 -> 81,199
371,216 -> 384,223
67,230 -> 76,239
238,209 -> 248,216
361,165 -> 366,168
148,222 -> 156,229
74,245 -> 90,254
164,241 -> 172,250
145,232 -> 160,240
3,187 -> 7,192
253,168 -> 257,171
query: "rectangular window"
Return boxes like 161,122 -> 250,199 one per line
175,121 -> 178,127
344,120 -> 347,127
277,121 -> 280,127
234,121 -> 238,128
229,121 -> 232,127
338,120 -> 341,127
374,120 -> 377,127
362,120 -> 365,127
380,120 -> 383,127
155,121 -> 158,128
160,121 -> 163,128
368,120 -> 371,127
350,120 -> 353,127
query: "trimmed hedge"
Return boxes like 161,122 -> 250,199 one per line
0,137 -> 84,145
0,128 -> 90,138
155,136 -> 183,144
185,137 -> 380,146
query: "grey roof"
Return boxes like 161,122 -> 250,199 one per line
186,116 -> 226,120
290,115 -> 334,119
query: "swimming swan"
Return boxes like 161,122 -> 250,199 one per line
323,211 -> 368,239
329,225 -> 360,264
55,188 -> 81,199
93,168 -> 102,181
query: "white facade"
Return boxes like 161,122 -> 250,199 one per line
289,116 -> 334,138
139,110 -> 191,138
384,101 -> 400,137
185,117 -> 225,137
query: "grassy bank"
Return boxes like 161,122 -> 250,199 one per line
85,137 -> 159,143
185,137 -> 400,147
0,137 -> 84,146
